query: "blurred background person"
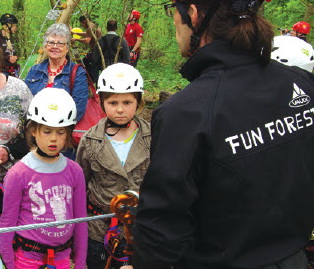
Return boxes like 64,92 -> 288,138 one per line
92,19 -> 130,83
0,46 -> 32,195
124,10 -> 144,67
0,13 -> 19,77
290,21 -> 311,42
71,15 -> 102,82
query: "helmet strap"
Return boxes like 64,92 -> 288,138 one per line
184,2 -> 220,56
105,118 -> 131,137
36,147 -> 60,158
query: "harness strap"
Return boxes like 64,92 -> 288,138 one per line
47,249 -> 55,267
104,218 -> 129,263
87,200 -> 108,217
87,201 -> 129,263
13,234 -> 73,254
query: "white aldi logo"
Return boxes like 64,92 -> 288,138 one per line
289,83 -> 311,108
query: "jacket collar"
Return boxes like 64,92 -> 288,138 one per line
33,55 -> 73,75
180,39 -> 260,82
85,116 -> 150,178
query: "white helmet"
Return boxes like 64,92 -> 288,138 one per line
271,35 -> 314,72
97,63 -> 144,94
27,88 -> 77,127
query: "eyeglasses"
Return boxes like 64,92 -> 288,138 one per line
46,41 -> 68,48
164,3 -> 176,17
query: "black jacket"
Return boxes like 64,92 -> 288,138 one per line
133,40 -> 314,269
92,33 -> 130,68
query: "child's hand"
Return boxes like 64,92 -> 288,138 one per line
120,266 -> 133,269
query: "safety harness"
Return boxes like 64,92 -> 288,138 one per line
13,234 -> 73,268
87,199 -> 129,266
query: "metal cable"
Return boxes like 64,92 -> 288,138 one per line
19,0 -> 62,78
0,213 -> 115,234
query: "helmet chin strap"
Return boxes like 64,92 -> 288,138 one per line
105,118 -> 131,137
36,147 -> 60,158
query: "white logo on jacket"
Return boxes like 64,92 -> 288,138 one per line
289,83 -> 310,108
225,83 -> 314,155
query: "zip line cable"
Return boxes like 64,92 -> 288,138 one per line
19,0 -> 62,78
0,213 -> 115,234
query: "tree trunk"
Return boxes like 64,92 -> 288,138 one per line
57,0 -> 81,25
12,0 -> 26,58
304,3 -> 313,43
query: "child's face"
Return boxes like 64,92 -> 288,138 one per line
32,125 -> 68,156
103,93 -> 138,125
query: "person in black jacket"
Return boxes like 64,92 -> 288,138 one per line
132,0 -> 314,269
92,20 -> 130,83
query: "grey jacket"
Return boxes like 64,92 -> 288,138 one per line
76,116 -> 150,242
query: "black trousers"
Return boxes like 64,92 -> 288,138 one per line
87,237 -> 128,269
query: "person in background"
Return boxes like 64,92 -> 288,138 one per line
0,13 -> 19,77
76,63 -> 150,269
0,88 -> 87,269
71,15 -> 102,82
132,0 -> 314,268
290,21 -> 311,42
25,23 -> 88,159
0,47 -> 32,184
279,28 -> 290,36
124,10 -> 144,67
92,19 -> 130,83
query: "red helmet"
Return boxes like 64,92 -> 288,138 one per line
132,10 -> 141,19
292,21 -> 311,35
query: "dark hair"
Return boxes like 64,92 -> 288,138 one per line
107,20 -> 117,32
177,0 -> 274,65
26,121 -> 74,150
99,92 -> 144,113
79,15 -> 90,23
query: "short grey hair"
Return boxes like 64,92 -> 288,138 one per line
43,23 -> 71,46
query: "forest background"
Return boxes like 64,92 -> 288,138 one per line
1,0 -> 314,105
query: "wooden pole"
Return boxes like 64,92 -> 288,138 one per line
57,0 -> 80,25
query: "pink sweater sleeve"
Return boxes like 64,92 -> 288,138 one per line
0,169 -> 23,269
72,165 -> 88,269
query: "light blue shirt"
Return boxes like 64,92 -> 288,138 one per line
107,129 -> 138,166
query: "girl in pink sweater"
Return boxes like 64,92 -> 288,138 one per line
0,88 -> 87,269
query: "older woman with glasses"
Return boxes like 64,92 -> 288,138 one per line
25,23 -> 88,123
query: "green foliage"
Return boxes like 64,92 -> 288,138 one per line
264,0 -> 313,44
2,0 -> 313,94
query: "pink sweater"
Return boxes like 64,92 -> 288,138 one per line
0,158 -> 88,269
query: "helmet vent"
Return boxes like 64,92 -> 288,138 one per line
126,86 -> 131,91
134,79 -> 138,86
41,117 -> 47,122
110,86 -> 114,90
35,107 -> 39,115
68,111 -> 72,119
59,120 -> 64,124
102,79 -> 106,86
